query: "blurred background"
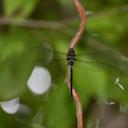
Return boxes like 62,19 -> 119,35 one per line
0,0 -> 128,128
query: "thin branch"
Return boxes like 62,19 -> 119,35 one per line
0,4 -> 127,30
90,4 -> 128,18
70,0 -> 87,127
66,80 -> 83,128
70,0 -> 87,49
0,17 -> 67,29
66,0 -> 87,128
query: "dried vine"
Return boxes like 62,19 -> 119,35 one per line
70,0 -> 87,49
66,0 -> 87,128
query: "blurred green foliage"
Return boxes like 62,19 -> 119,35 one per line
0,0 -> 128,128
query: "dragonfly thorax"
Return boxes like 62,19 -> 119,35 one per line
66,48 -> 76,66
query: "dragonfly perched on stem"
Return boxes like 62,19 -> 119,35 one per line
32,42 -> 128,97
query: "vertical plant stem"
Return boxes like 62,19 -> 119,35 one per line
66,0 -> 87,128
70,0 -> 87,49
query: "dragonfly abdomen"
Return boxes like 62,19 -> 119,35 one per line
66,48 -> 76,98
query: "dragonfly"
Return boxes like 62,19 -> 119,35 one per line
66,48 -> 76,97
32,42 -> 128,97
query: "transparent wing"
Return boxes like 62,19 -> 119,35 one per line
75,49 -> 128,73
32,43 -> 128,73
31,42 -> 67,84
30,43 -> 128,97
32,42 -> 66,66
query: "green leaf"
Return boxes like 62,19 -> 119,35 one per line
3,0 -> 38,18
0,31 -> 34,100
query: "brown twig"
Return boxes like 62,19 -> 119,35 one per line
0,17 -> 67,29
66,0 -> 87,128
67,80 -> 83,128
70,0 -> 87,49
